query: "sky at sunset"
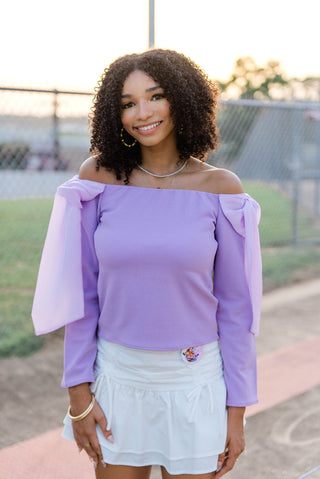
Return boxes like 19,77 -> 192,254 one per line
1,0 -> 319,92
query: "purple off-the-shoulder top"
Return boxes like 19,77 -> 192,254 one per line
32,176 -> 262,406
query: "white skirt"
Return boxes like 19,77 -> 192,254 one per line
62,339 -> 227,475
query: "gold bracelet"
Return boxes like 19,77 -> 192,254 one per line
68,394 -> 95,422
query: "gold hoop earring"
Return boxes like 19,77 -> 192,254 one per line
120,128 -> 137,148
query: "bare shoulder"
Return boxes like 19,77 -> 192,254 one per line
78,157 -> 99,180
78,157 -> 117,184
204,167 -> 244,194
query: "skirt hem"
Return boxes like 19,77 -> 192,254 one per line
62,432 -> 219,475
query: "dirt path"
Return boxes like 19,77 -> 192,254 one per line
1,334 -> 66,449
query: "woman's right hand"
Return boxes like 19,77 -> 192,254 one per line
68,383 -> 113,468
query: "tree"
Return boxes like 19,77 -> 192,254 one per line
219,57 -> 289,100
289,76 -> 320,101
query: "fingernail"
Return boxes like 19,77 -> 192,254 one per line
217,461 -> 222,472
107,434 -> 114,443
102,460 -> 106,468
93,461 -> 97,470
78,447 -> 82,453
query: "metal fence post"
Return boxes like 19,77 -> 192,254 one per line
314,121 -> 320,217
149,0 -> 155,48
291,109 -> 301,245
53,89 -> 60,169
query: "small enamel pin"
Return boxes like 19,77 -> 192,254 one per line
180,346 -> 203,363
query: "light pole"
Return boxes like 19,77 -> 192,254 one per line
149,0 -> 155,48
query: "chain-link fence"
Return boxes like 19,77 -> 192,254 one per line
1,87 -> 319,245
211,99 -> 320,246
1,86 -> 320,356
0,87 -> 92,172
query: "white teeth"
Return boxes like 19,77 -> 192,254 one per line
137,122 -> 161,131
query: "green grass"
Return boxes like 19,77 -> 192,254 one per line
262,246 -> 320,292
0,289 -> 45,357
244,182 -> 318,247
0,198 -> 53,357
0,184 -> 319,358
245,182 -> 320,290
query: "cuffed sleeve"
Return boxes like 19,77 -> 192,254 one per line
214,194 -> 262,406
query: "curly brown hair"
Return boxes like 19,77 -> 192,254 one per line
89,49 -> 219,184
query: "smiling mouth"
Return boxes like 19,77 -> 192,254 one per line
135,121 -> 162,132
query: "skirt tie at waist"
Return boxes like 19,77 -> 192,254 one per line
187,382 -> 216,423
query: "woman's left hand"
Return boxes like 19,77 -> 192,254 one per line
215,406 -> 246,478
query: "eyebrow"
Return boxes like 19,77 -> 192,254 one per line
121,85 -> 162,99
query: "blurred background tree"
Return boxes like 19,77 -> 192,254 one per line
219,56 -> 320,101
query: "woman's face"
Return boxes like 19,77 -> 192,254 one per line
120,70 -> 175,149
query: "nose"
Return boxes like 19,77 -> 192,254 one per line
137,100 -> 152,120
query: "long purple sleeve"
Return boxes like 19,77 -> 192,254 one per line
61,198 -> 100,387
214,195 -> 262,406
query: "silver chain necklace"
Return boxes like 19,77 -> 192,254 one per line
137,159 -> 188,178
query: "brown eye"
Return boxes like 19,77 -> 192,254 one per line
151,93 -> 165,101
121,102 -> 135,110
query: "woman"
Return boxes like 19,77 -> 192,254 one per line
32,49 -> 262,479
